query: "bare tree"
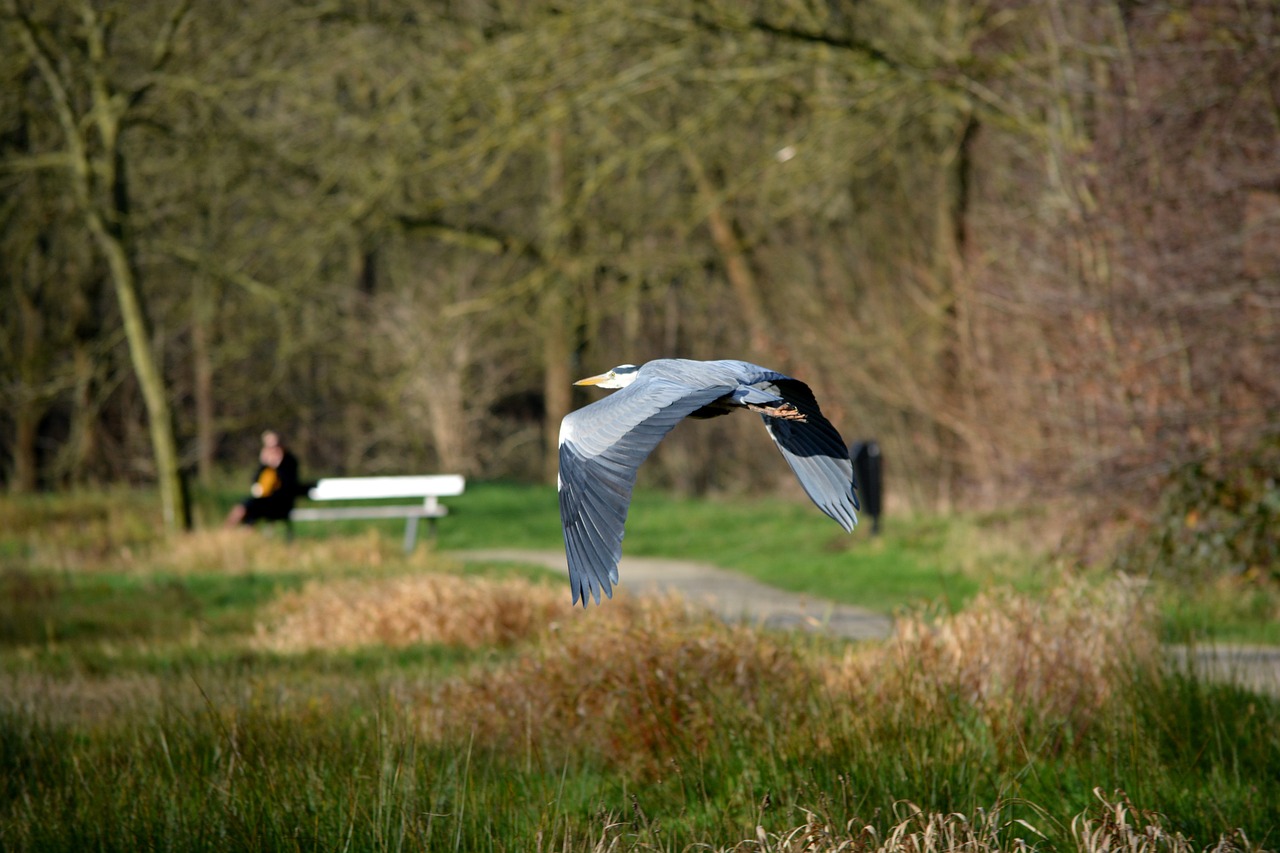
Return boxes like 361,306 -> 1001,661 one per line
7,0 -> 192,527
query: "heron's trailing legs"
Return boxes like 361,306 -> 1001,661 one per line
748,402 -> 807,422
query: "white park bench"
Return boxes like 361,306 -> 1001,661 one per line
289,475 -> 465,552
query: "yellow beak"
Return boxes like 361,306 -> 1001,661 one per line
573,373 -> 609,386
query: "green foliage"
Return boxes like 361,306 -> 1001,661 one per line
1119,439 -> 1280,584
1114,439 -> 1280,642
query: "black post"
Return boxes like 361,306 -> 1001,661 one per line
851,440 -> 883,535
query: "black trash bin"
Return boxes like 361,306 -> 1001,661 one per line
851,440 -> 883,535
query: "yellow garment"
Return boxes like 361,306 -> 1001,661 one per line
257,466 -> 281,498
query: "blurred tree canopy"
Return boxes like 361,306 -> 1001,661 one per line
2,0 -> 1277,527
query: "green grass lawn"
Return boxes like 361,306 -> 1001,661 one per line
438,482 -> 1280,642
188,478 -> 1280,640
1,485 -> 1277,850
194,479 -> 999,613
16,475 -> 1280,643
433,481 -> 1039,614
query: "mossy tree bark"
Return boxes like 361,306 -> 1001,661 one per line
11,0 -> 191,529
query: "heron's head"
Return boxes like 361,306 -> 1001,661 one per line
574,364 -> 640,389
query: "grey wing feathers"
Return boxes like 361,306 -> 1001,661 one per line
558,380 -> 731,606
759,379 -> 860,532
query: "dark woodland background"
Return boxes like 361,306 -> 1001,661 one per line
3,0 -> 1278,541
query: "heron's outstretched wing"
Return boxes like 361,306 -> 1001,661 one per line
558,378 -> 732,607
756,378 -> 860,532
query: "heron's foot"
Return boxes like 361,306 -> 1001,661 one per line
749,402 -> 807,422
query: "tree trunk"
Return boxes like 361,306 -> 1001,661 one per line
192,279 -> 216,485
15,2 -> 191,530
93,219 -> 187,529
679,143 -> 787,366
541,123 -> 574,484
10,278 -> 43,493
542,286 -> 572,483
67,344 -> 100,485
10,404 -> 39,494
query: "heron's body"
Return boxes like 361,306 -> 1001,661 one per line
558,358 -> 859,606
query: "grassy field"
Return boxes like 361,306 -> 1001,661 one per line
276,480 -> 1279,642
272,480 -> 1040,613
1,485 -> 1278,851
449,482 -> 1004,613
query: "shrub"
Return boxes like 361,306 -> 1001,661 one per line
421,595 -> 815,776
255,573 -> 565,652
825,578 -> 1159,753
1117,438 -> 1280,584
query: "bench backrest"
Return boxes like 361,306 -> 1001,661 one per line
308,475 -> 465,502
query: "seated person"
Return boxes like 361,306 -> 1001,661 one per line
225,431 -> 301,526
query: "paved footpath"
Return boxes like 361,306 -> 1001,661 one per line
457,549 -> 1280,694
458,548 -> 893,640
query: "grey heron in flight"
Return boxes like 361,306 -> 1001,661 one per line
558,358 -> 859,607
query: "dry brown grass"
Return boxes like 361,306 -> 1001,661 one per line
827,578 -> 1159,740
706,790 -> 1254,853
1068,789 -> 1259,853
416,576 -> 1161,776
421,593 -> 812,775
254,572 -> 567,652
0,490 -> 160,572
2,502 -> 436,577
0,672 -> 165,725
569,791 -> 1259,853
722,799 -> 1046,853
158,528 -> 426,576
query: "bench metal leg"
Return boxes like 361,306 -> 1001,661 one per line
260,518 -> 293,542
403,517 -> 419,554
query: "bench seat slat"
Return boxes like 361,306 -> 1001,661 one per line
307,475 -> 464,501
290,505 -> 448,521
287,474 -> 464,553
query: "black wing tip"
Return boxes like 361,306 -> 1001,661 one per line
825,501 -> 858,533
841,508 -> 859,533
842,488 -> 861,528
572,578 -> 614,608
